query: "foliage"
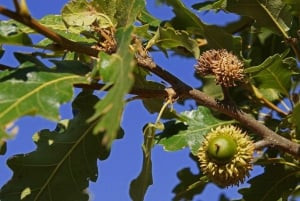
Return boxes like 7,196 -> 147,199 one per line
0,0 -> 300,201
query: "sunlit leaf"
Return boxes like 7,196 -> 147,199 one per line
0,62 -> 88,138
156,106 -> 234,155
89,26 -> 135,144
62,0 -> 113,28
249,54 -> 295,99
147,27 -> 200,58
137,8 -> 161,27
0,22 -> 32,46
114,0 -> 145,27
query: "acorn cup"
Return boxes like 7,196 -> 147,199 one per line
195,49 -> 245,87
197,125 -> 255,187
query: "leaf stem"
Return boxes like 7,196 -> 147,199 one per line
250,84 -> 288,116
155,99 -> 172,124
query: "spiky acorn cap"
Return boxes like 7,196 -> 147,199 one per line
197,125 -> 254,187
195,49 -> 245,87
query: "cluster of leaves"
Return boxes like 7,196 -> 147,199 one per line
0,0 -> 300,201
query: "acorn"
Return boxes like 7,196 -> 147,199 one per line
195,49 -> 245,87
197,125 -> 254,187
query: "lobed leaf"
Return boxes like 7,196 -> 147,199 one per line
146,27 -> 200,58
130,123 -> 158,201
156,106 -> 234,155
89,26 -> 135,144
62,0 -> 145,29
172,167 -> 207,201
193,0 -> 293,35
248,54 -> 295,99
137,8 -> 161,27
62,0 -> 113,29
163,0 -> 241,53
0,21 -> 32,46
0,92 -> 114,201
238,163 -> 300,201
0,62 -> 88,138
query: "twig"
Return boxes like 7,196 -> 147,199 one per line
254,140 -> 270,150
250,84 -> 288,116
0,6 -> 98,57
73,83 -> 168,99
138,62 -> 300,158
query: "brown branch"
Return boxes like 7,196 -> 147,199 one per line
0,6 -> 98,57
254,140 -> 270,150
74,83 -> 168,99
139,62 -> 300,158
1,5 -> 299,157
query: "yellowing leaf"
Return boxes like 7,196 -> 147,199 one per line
20,187 -> 31,200
62,0 -> 113,28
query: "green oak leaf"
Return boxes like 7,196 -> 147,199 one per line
156,106 -> 234,155
63,0 -> 146,30
0,92 -> 114,201
172,154 -> 207,201
0,62 -> 88,138
130,123 -> 161,201
0,21 -> 32,46
193,0 -> 292,35
291,103 -> 300,139
89,26 -> 135,144
225,0 -> 292,35
201,76 -> 223,100
146,27 -> 200,58
238,163 -> 300,201
114,0 -> 145,27
163,0 -> 241,53
137,8 -> 161,27
172,167 -> 207,201
62,0 -> 114,29
248,54 -> 296,100
283,0 -> 300,16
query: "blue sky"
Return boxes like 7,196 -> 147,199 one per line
0,1 -> 262,201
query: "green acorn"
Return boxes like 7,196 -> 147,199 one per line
198,125 -> 254,187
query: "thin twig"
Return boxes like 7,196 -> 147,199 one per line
0,6 -> 98,57
254,140 -> 270,150
73,83 -> 168,99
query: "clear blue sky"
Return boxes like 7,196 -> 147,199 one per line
0,1 -> 262,201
